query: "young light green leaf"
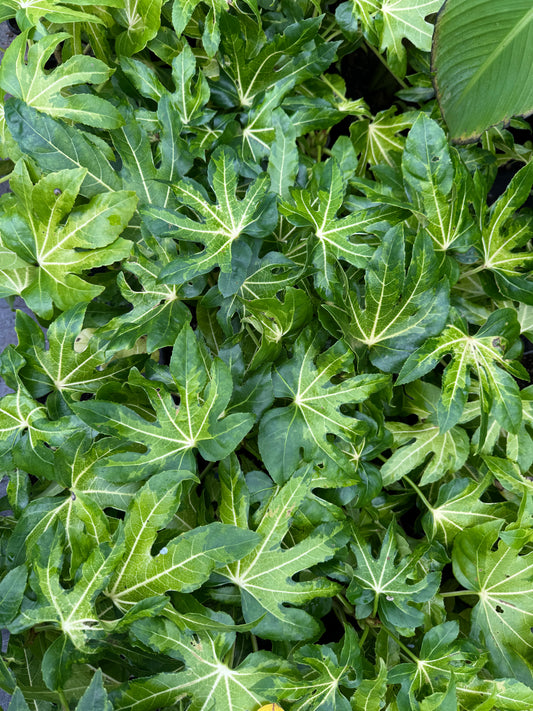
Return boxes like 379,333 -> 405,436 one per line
279,628 -> 361,710
10,524 -> 125,650
280,159 -> 376,295
101,239 -> 192,353
0,162 -> 135,318
348,0 -> 442,76
402,114 -> 478,252
13,305 -> 143,399
350,107 -> 417,171
398,309 -> 527,436
479,161 -> 533,304
113,618 -> 291,710
219,466 -> 348,641
381,420 -> 469,486
389,621 -> 484,707
0,32 -> 122,129
421,476 -> 508,547
213,14 -> 333,101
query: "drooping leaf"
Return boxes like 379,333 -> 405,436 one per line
433,0 -> 533,140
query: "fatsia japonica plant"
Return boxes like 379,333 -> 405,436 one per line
1,0 -> 533,709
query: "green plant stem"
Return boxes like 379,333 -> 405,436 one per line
366,41 -> 408,90
440,590 -> 478,598
382,627 -> 419,663
58,689 -> 70,711
404,476 -> 432,510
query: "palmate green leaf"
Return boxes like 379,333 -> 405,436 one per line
121,44 -> 210,127
402,114 -> 478,252
4,100 -> 121,198
0,382 -> 80,473
73,323 -> 254,477
5,436 -> 139,574
380,419 -> 469,486
0,161 -> 135,319
278,627 -> 361,711
433,0 -> 533,141
476,161 -> 533,304
350,107 -> 417,173
146,147 -> 276,283
214,14 -> 335,108
114,0 -> 162,56
258,329 -> 389,483
105,471 -> 259,608
389,621 -> 484,708
0,32 -> 122,129
279,159 -> 376,296
347,524 -> 440,636
13,304 -> 144,399
113,619 -> 291,711
421,476 -> 509,547
9,524 -> 125,650
100,238 -> 193,353
347,0 -> 442,76
398,309 -> 528,437
452,520 -> 533,684
112,98 -> 194,209
0,0 -> 119,28
325,226 -> 449,372
219,463 -> 348,641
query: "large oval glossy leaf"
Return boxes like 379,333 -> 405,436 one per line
432,0 -> 533,141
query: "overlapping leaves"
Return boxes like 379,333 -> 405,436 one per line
1,3 -> 533,710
